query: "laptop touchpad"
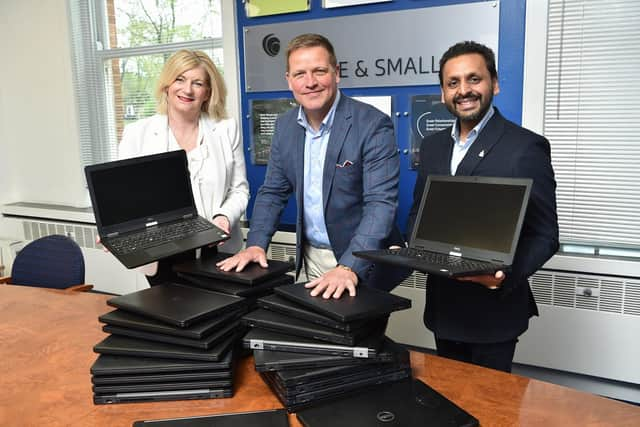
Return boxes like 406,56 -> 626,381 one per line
146,243 -> 180,257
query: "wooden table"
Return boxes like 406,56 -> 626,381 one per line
1,285 -> 639,426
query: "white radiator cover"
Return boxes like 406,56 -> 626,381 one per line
5,219 -> 640,386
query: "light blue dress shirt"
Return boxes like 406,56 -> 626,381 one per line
298,92 -> 341,248
449,106 -> 495,175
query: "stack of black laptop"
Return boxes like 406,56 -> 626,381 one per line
172,251 -> 295,306
91,282 -> 249,404
240,282 -> 413,411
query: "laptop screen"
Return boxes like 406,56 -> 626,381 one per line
87,151 -> 195,233
411,176 -> 531,262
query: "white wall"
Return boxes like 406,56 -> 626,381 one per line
0,1 -> 86,217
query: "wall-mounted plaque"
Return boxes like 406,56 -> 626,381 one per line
410,94 -> 455,169
250,98 -> 299,165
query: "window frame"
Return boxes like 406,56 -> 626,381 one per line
522,0 -> 640,269
67,0 -> 230,169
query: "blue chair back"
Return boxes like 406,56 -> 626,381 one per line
11,235 -> 85,289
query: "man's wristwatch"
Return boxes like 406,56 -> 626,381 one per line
336,264 -> 353,272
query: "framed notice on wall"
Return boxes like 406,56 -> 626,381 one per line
410,94 -> 455,169
250,98 -> 299,165
245,0 -> 310,18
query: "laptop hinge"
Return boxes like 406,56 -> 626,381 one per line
145,221 -> 158,227
449,251 -> 462,257
106,232 -> 118,238
183,213 -> 194,219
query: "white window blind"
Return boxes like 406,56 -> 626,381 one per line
68,0 -> 224,169
544,0 -> 640,250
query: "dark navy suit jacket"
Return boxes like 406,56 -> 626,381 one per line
408,109 -> 559,343
247,94 -> 406,289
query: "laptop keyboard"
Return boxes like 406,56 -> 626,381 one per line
387,248 -> 493,274
109,217 -> 216,254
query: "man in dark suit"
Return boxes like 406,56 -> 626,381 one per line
407,41 -> 559,372
219,34 -> 403,298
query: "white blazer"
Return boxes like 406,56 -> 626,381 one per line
119,114 -> 249,253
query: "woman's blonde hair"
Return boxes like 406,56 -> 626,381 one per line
155,49 -> 227,119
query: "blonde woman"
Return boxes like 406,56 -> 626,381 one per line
119,49 -> 249,285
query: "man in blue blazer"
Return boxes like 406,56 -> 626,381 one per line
407,41 -> 559,372
219,34 -> 403,298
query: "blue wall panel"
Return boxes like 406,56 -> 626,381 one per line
235,0 -> 527,234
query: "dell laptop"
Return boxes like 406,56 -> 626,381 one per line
256,294 -> 377,332
274,283 -> 411,323
99,307 -> 247,340
85,150 -> 229,269
296,378 -> 479,427
90,351 -> 233,376
173,251 -> 294,285
242,308 -> 386,346
354,175 -> 532,277
106,283 -> 246,327
243,328 -> 385,358
94,387 -> 232,405
94,332 -> 239,362
132,409 -> 289,427
102,317 -> 239,349
253,337 -> 409,372
177,272 -> 294,298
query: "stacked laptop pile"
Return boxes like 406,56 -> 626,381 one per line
90,282 -> 250,404
172,251 -> 295,306
240,282 -> 414,412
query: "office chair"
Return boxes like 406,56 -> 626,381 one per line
0,234 -> 92,291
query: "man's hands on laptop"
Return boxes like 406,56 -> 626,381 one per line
305,266 -> 358,299
457,270 -> 506,290
216,246 -> 268,271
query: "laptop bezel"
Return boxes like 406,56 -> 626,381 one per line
409,175 -> 532,265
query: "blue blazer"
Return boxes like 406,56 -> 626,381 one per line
247,94 -> 404,289
408,109 -> 559,343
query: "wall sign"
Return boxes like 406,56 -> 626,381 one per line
243,1 -> 499,91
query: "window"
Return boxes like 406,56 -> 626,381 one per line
68,0 -> 224,167
542,0 -> 640,256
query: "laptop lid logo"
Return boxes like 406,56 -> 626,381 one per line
376,411 -> 396,422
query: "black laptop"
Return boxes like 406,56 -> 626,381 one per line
263,368 -> 410,412
253,337 -> 409,372
274,283 -> 411,323
271,362 -> 411,395
92,378 -> 233,394
92,369 -> 232,385
354,175 -> 532,278
99,307 -> 247,340
94,387 -> 232,405
85,150 -> 229,269
102,317 -> 239,349
90,351 -> 233,376
241,308 -> 386,346
106,283 -> 246,327
256,294 -> 378,331
296,378 -> 479,427
177,272 -> 294,298
243,328 -> 384,358
173,251 -> 294,285
132,409 -> 289,427
94,332 -> 239,362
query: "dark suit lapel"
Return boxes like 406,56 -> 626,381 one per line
455,109 -> 506,176
322,96 -> 351,211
